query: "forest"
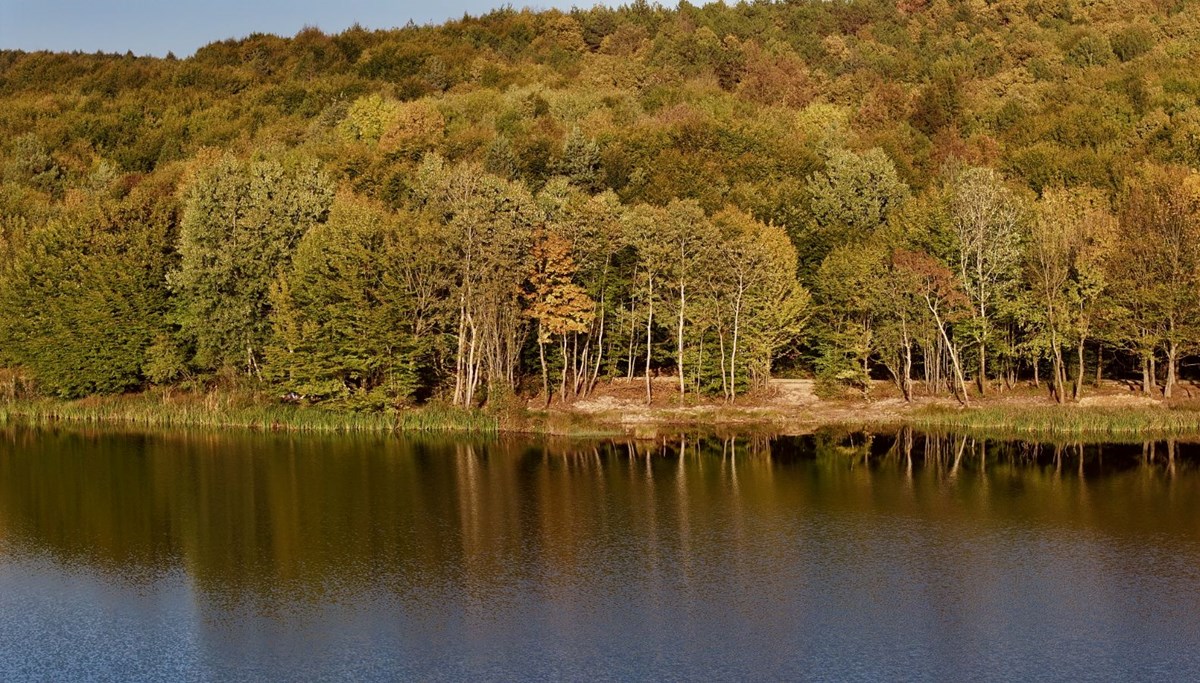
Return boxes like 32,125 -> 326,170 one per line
1,0 -> 1200,411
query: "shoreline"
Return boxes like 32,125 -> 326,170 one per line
6,382 -> 1200,442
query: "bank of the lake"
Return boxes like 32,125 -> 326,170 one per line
7,379 -> 1200,441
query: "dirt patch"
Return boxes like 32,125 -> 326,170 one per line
524,375 -> 1200,437
1078,394 -> 1161,408
767,379 -> 819,406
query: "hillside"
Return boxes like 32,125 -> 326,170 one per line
1,0 -> 1199,411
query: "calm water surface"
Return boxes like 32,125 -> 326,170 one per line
1,428 -> 1199,681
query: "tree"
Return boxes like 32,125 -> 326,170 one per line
557,128 -> 603,193
622,204 -> 672,404
172,154 -> 333,375
267,194 -> 433,409
415,155 -> 537,407
713,208 -> 810,399
662,199 -> 718,400
950,167 -> 1024,396
802,148 -> 909,280
893,249 -> 972,405
0,180 -> 176,397
728,215 -> 810,393
813,242 -> 884,396
523,228 -> 595,404
537,181 -> 628,398
874,243 -> 931,403
1110,165 -> 1200,398
1025,187 -> 1115,402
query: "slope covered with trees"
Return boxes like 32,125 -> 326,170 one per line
2,0 -> 1200,409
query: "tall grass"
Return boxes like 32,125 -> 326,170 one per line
899,405 -> 1200,439
0,394 -> 498,435
395,404 -> 499,433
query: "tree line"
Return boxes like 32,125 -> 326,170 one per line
3,0 -> 1200,408
809,156 -> 1200,404
0,151 -> 806,407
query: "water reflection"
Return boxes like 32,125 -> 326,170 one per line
1,427 -> 1199,680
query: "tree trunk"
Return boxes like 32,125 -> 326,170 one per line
1166,341 -> 1178,399
927,297 -> 969,407
538,332 -> 550,407
571,333 -> 581,397
902,340 -> 913,403
1058,349 -> 1069,403
677,282 -> 686,401
949,345 -> 969,407
729,286 -> 742,401
453,303 -> 467,405
1142,355 -> 1153,395
1051,347 -> 1065,404
588,298 -> 606,396
627,302 -> 636,381
644,277 -> 654,405
921,341 -> 933,396
561,335 -> 569,401
718,328 -> 729,401
977,341 -> 987,396
1073,338 -> 1086,401
465,321 -> 479,407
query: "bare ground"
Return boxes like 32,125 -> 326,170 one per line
535,376 -> 1200,436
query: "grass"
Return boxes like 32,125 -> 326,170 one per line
10,388 -> 1200,442
0,393 -> 498,435
896,404 -> 1200,439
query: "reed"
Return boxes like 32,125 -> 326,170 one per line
395,404 -> 499,433
0,394 -> 498,435
897,404 -> 1200,438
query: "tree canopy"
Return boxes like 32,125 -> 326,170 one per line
3,0 -> 1200,406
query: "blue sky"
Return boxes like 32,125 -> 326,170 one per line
0,0 -> 649,57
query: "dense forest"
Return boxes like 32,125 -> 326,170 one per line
2,0 -> 1200,410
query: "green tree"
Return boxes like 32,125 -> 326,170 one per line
172,154 -> 334,374
813,242 -> 885,397
415,155 -> 538,407
1024,186 -> 1115,402
1109,165 -> 1200,398
0,181 -> 176,396
803,148 -> 909,280
267,194 -> 432,409
714,208 -> 810,397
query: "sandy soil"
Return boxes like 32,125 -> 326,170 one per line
537,376 -> 1200,435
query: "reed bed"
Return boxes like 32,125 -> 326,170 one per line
0,395 -> 498,435
900,405 -> 1200,438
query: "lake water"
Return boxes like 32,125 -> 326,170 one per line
1,427 -> 1199,681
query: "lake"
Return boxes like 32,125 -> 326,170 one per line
1,427 -> 1199,681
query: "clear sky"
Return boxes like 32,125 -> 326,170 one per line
0,0 -> 644,57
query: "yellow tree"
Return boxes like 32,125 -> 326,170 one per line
711,208 -> 810,399
1027,187 -> 1115,402
1110,165 -> 1200,397
524,229 -> 595,405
